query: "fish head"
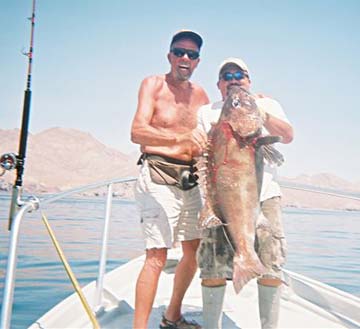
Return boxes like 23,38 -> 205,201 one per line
221,86 -> 262,137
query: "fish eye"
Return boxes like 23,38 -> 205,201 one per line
232,99 -> 241,108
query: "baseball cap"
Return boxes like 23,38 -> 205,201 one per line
218,57 -> 250,76
170,30 -> 203,50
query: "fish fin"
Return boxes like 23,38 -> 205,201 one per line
232,255 -> 267,294
256,135 -> 282,147
198,199 -> 223,229
262,145 -> 284,166
255,136 -> 284,166
199,214 -> 223,229
255,146 -> 265,197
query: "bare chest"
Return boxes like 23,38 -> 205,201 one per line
151,90 -> 198,130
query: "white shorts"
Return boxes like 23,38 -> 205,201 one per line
135,161 -> 202,249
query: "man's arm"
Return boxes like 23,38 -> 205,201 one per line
263,115 -> 293,144
257,97 -> 294,144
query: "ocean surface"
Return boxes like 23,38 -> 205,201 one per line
0,193 -> 359,329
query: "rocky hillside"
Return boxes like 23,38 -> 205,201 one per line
1,128 -> 359,210
281,173 -> 360,193
0,128 -> 140,193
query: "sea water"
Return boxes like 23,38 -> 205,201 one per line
0,194 -> 359,329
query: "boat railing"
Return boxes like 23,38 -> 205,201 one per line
1,176 -> 137,329
1,177 -> 359,329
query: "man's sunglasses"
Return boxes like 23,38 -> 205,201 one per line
222,71 -> 248,81
171,47 -> 200,60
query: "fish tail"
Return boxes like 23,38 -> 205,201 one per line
232,255 -> 267,294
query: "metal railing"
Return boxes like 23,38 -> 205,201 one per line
1,177 -> 359,328
0,177 -> 137,329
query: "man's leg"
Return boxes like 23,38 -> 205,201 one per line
134,248 -> 167,328
202,279 -> 226,329
198,226 -> 234,329
163,239 -> 200,322
256,197 -> 286,329
257,279 -> 281,329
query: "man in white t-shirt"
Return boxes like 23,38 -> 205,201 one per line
197,57 -> 294,329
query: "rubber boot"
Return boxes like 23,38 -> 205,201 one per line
258,284 -> 281,329
202,285 -> 226,329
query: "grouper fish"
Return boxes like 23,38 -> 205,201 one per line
199,86 -> 283,293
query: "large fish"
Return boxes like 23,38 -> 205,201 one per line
199,86 -> 283,293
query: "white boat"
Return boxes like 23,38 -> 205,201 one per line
29,250 -> 360,329
2,1 -> 360,326
1,177 -> 360,329
2,2 -> 359,327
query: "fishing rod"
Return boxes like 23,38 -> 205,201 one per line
0,0 -> 37,230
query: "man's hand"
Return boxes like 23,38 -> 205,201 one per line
177,128 -> 208,157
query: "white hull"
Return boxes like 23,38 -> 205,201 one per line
2,177 -> 358,328
29,248 -> 360,329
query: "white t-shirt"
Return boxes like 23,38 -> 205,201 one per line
197,97 -> 290,202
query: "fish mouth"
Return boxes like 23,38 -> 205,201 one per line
229,115 -> 262,137
247,114 -> 261,120
237,127 -> 259,137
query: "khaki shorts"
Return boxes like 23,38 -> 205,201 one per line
197,197 -> 287,280
135,161 -> 202,250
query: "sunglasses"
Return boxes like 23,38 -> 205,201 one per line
171,47 -> 200,60
222,71 -> 248,81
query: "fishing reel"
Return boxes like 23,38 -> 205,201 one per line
180,170 -> 199,190
0,153 -> 18,176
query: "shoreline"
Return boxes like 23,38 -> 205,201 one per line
1,186 -> 359,212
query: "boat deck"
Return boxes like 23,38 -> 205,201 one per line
29,249 -> 360,328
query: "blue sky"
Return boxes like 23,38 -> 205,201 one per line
1,0 -> 360,181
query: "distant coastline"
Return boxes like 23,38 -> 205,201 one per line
1,127 -> 359,211
1,181 -> 359,212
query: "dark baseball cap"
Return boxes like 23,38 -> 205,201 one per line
170,30 -> 203,49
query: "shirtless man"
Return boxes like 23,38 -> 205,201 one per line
131,30 -> 209,329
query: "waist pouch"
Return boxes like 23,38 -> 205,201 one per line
139,154 -> 199,190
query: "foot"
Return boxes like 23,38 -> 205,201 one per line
159,314 -> 201,329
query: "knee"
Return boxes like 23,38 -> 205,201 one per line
182,239 -> 200,255
182,239 -> 200,267
144,249 -> 167,273
258,277 -> 282,287
180,254 -> 198,274
202,278 -> 227,287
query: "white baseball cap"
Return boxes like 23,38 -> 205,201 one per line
218,57 -> 250,76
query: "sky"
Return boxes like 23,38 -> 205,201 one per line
1,0 -> 360,181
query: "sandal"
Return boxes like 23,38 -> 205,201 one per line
159,314 -> 202,329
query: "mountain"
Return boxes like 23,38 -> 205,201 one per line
0,128 -> 139,192
1,128 -> 359,210
281,173 -> 360,193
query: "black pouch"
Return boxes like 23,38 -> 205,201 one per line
139,154 -> 198,190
